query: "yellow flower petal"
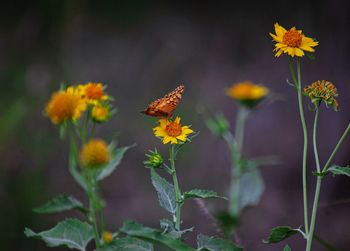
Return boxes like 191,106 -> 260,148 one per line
170,137 -> 178,144
176,134 -> 187,142
159,118 -> 168,129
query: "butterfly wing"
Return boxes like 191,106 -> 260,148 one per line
142,85 -> 184,117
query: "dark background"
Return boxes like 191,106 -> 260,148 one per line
1,0 -> 350,250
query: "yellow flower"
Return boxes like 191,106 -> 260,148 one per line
269,23 -> 319,57
78,82 -> 109,105
153,117 -> 193,144
304,80 -> 339,111
91,105 -> 110,123
45,88 -> 87,124
226,81 -> 268,107
102,231 -> 113,244
79,139 -> 110,168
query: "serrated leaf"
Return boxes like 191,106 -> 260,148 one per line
160,219 -> 193,239
24,219 -> 94,250
237,167 -> 264,213
328,165 -> 350,177
33,195 -> 87,214
263,226 -> 298,244
97,144 -> 134,180
97,237 -> 153,251
151,169 -> 177,214
283,245 -> 291,251
184,189 -> 226,200
197,234 -> 242,251
120,220 -> 196,251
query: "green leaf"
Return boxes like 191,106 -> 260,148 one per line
97,237 -> 153,251
97,144 -> 134,180
119,220 -> 196,251
183,189 -> 226,200
33,195 -> 87,214
237,168 -> 264,213
206,113 -> 230,137
328,165 -> 350,177
215,212 -> 239,238
197,234 -> 242,251
150,169 -> 177,214
283,245 -> 291,251
263,226 -> 298,244
306,52 -> 315,60
24,219 -> 94,251
160,219 -> 193,239
312,171 -> 328,177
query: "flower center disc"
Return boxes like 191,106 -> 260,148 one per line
166,122 -> 182,137
283,29 -> 302,47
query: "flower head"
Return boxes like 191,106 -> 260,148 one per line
102,231 -> 113,244
270,23 -> 319,57
153,117 -> 193,144
78,82 -> 109,105
45,87 -> 87,124
304,80 -> 339,111
91,105 -> 111,123
144,149 -> 163,168
80,138 -> 110,168
226,81 -> 269,108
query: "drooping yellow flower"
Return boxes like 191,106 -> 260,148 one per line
226,81 -> 268,107
79,139 -> 110,168
91,105 -> 110,123
102,231 -> 113,244
78,82 -> 109,105
153,117 -> 193,144
269,23 -> 319,57
45,88 -> 87,124
304,80 -> 339,111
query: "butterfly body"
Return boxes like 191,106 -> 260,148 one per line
141,85 -> 184,118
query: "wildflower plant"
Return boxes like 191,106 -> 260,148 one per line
130,86 -> 243,250
206,81 -> 276,239
265,23 -> 350,251
24,83 -> 133,250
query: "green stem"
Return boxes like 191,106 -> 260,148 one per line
306,177 -> 322,251
322,123 -> 350,173
306,107 -> 321,251
227,107 -> 249,217
170,144 -> 182,230
289,58 -> 309,234
86,172 -> 101,248
313,107 -> 321,173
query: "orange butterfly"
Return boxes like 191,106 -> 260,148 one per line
141,85 -> 185,117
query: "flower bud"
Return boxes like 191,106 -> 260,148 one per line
304,80 -> 339,111
102,231 -> 113,244
144,149 -> 163,168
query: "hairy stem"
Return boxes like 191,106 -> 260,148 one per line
313,107 -> 321,173
170,144 -> 182,230
86,172 -> 101,248
306,107 -> 321,251
289,58 -> 309,234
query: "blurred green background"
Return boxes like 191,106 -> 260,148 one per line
1,0 -> 350,250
